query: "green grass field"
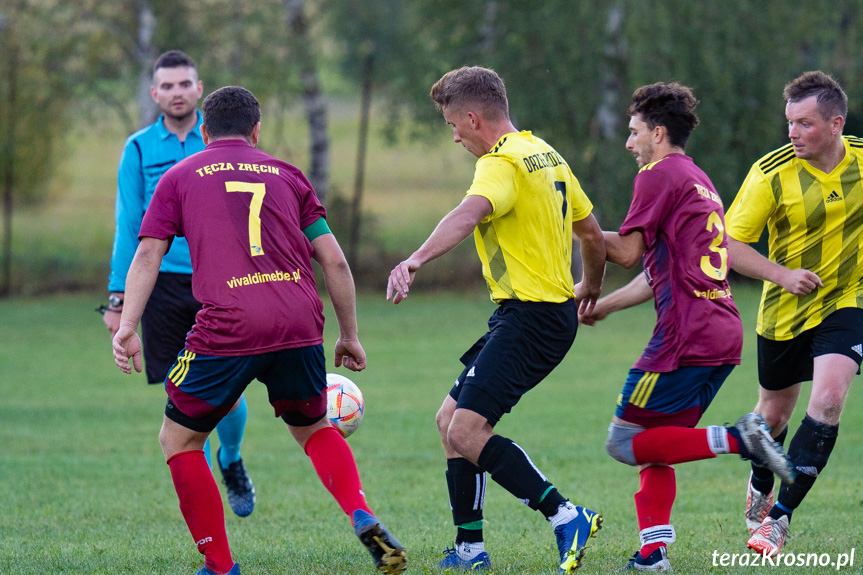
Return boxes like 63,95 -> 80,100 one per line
1,286 -> 861,574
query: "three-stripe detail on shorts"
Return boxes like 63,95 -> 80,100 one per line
630,371 -> 659,408
169,350 -> 196,386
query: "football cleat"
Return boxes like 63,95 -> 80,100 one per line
745,474 -> 774,534
196,562 -> 240,575
731,414 -> 795,484
747,515 -> 789,558
438,545 -> 491,570
353,509 -> 407,574
555,506 -> 602,573
624,547 -> 672,572
217,448 -> 256,518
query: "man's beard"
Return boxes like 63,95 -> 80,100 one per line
164,103 -> 195,122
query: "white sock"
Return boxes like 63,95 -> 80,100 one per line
548,501 -> 579,529
457,540 -> 486,560
707,425 -> 731,454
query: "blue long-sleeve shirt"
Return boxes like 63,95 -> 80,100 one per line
108,112 -> 204,292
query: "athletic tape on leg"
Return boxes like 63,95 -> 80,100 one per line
639,524 -> 676,547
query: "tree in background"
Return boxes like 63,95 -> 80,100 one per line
0,1 -> 81,295
325,0 -> 863,228
7,0 -> 863,295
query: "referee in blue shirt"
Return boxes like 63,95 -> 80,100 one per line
104,50 -> 255,518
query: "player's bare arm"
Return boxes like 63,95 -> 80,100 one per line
572,213 -> 607,315
311,232 -> 366,372
727,237 -> 823,295
604,229 -> 647,269
579,270 -> 654,326
386,195 -> 493,304
113,236 -> 169,374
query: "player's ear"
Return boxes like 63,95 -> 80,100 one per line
250,123 -> 261,147
201,124 -> 210,145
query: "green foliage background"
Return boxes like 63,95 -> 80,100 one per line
4,0 -> 863,294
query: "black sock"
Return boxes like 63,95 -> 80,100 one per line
770,415 -> 838,519
478,434 -> 560,512
751,426 -> 788,495
446,458 -> 485,543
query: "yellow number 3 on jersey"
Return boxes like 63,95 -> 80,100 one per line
700,210 -> 728,280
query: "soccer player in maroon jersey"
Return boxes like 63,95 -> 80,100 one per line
579,82 -> 793,572
112,86 -> 406,575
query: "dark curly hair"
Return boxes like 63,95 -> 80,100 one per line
628,82 -> 700,149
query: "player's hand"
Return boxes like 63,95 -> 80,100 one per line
779,268 -> 823,295
578,300 -> 610,326
334,337 -> 366,372
112,324 -> 143,374
574,281 -> 601,316
386,258 -> 420,304
103,308 -> 122,337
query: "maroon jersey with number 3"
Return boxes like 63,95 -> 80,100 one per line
619,153 -> 743,372
140,139 -> 327,356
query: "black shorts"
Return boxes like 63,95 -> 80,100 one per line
141,272 -> 202,384
757,307 -> 863,391
448,299 -> 577,427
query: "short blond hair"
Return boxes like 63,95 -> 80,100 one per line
430,66 -> 509,120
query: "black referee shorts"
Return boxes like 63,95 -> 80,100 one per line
757,307 -> 863,391
448,299 -> 577,427
141,272 -> 202,384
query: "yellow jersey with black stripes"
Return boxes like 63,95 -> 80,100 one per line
465,131 -> 593,303
725,136 -> 863,340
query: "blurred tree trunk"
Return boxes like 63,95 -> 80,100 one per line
1,25 -> 17,297
135,0 -> 158,129
348,51 -> 374,269
286,0 -> 330,203
596,1 -> 625,141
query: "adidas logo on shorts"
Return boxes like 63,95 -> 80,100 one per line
852,344 -> 863,357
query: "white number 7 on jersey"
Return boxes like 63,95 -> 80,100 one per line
225,181 -> 266,256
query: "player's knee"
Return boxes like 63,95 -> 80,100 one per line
446,424 -> 468,454
435,406 -> 450,435
606,422 -> 639,466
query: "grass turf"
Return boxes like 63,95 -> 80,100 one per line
0,287 -> 861,574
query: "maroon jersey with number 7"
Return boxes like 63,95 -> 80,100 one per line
141,139 -> 327,356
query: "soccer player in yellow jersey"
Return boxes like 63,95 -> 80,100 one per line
725,71 -> 863,557
386,66 -> 606,573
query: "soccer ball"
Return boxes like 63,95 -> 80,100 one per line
326,373 -> 365,438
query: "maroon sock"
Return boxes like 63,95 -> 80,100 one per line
167,450 -> 234,574
304,426 -> 373,523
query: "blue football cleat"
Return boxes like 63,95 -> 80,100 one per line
438,545 -> 491,570
196,562 -> 240,575
555,506 -> 602,573
353,509 -> 407,574
217,448 -> 256,518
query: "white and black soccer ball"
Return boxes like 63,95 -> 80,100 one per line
326,373 -> 365,438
